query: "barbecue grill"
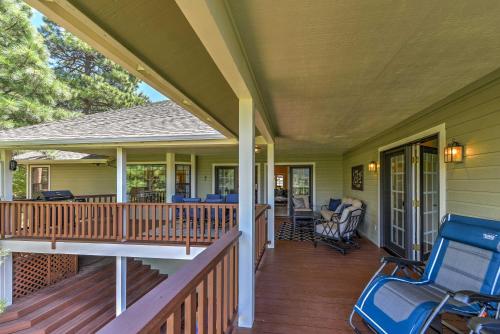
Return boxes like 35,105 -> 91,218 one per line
41,190 -> 85,202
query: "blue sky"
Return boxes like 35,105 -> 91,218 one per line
30,9 -> 166,102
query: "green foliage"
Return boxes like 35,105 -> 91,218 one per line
39,20 -> 149,114
0,0 -> 76,129
13,164 -> 26,199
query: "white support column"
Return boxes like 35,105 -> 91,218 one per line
190,154 -> 196,197
116,148 -> 127,203
115,256 -> 127,316
238,98 -> 255,328
1,150 -> 13,201
166,153 -> 175,203
267,144 -> 275,248
115,148 -> 127,315
0,253 -> 13,306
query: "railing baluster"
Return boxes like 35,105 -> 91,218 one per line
197,279 -> 208,334
166,306 -> 181,334
207,269 -> 216,334
185,291 -> 197,334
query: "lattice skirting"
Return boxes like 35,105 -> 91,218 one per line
276,221 -> 315,242
13,253 -> 78,300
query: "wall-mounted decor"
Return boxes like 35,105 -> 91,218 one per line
352,165 -> 364,191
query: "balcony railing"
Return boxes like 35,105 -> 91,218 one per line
97,206 -> 270,334
0,201 -> 241,253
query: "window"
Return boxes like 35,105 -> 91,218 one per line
175,164 -> 191,198
276,174 -> 284,188
30,166 -> 49,199
215,166 -> 238,195
127,164 -> 166,201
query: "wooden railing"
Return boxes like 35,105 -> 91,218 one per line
255,204 -> 269,271
129,190 -> 166,203
74,194 -> 117,203
98,228 -> 241,334
0,201 -> 238,252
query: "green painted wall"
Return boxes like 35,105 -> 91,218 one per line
343,72 -> 500,244
50,164 -> 116,195
196,152 -> 344,209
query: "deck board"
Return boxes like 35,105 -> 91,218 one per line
234,223 -> 384,334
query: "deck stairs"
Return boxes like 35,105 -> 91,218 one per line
0,258 -> 166,334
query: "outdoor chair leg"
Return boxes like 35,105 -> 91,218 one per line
349,309 -> 362,334
418,294 -> 450,334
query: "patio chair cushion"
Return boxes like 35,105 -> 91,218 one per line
316,221 -> 336,236
328,198 -> 341,211
320,209 -> 335,221
295,195 -> 310,209
294,208 -> 312,212
292,197 -> 306,209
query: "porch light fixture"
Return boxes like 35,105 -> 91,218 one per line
444,140 -> 464,163
368,161 -> 377,172
254,146 -> 262,154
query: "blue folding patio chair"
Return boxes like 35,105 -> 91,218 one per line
350,214 -> 500,334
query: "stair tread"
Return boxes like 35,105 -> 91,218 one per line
0,260 -> 164,334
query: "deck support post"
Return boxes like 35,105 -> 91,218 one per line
115,256 -> 127,316
267,143 -> 275,248
115,149 -> 127,315
1,150 -> 13,201
190,154 -> 197,197
166,153 -> 175,203
0,253 -> 13,306
238,98 -> 255,328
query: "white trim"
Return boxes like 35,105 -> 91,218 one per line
0,138 -> 238,150
211,163 -> 261,201
17,159 -> 108,165
0,134 -> 226,147
0,253 -> 12,306
116,256 -> 127,316
267,144 -> 275,248
126,161 -> 192,165
264,162 -> 317,211
0,239 -> 205,259
28,164 -> 51,199
191,154 -> 197,197
377,123 -> 446,248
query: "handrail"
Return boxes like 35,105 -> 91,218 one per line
0,201 -> 239,253
255,204 -> 270,271
74,194 -> 117,203
98,228 -> 242,334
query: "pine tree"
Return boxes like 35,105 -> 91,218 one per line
39,19 -> 149,114
0,0 -> 74,129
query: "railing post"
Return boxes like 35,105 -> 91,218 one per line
238,98 -> 255,328
166,153 -> 175,203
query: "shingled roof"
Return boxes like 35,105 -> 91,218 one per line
0,101 -> 224,145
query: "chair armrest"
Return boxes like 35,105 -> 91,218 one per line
468,317 -> 500,334
381,256 -> 425,268
452,291 -> 500,304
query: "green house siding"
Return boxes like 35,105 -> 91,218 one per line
343,73 -> 500,244
196,153 -> 343,208
50,164 -> 116,195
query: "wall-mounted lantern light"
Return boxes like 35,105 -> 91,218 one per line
9,160 -> 17,171
254,146 -> 262,154
444,140 -> 464,163
368,161 -> 377,172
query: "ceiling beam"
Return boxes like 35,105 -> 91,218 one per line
26,0 -> 236,139
175,0 -> 275,144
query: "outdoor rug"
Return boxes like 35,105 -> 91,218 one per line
276,221 -> 315,242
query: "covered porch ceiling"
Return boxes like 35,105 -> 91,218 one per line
28,0 -> 500,154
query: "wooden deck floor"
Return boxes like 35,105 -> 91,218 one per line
234,226 -> 384,333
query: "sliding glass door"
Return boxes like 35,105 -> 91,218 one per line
290,166 -> 312,213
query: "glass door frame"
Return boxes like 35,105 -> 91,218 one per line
381,147 -> 413,258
